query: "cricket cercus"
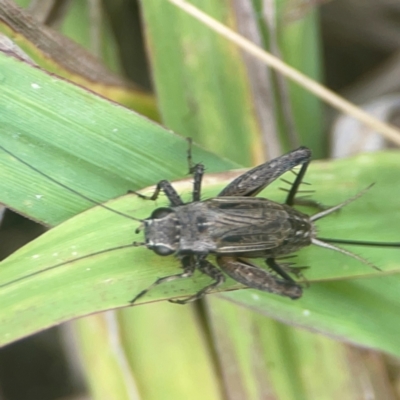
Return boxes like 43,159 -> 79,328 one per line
130,145 -> 395,305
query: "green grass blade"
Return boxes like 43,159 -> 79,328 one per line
74,313 -> 141,400
0,151 -> 398,348
221,275 -> 400,358
207,298 -> 370,400
141,0 -> 265,165
0,51 -> 236,226
118,303 -> 222,400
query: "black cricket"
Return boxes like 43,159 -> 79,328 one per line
130,144 -> 396,304
0,143 -> 398,304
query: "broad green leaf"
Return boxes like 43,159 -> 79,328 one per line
141,0 -> 264,165
74,313 -> 141,400
0,150 -> 399,348
142,0 -> 324,161
118,303 -> 222,400
75,309 -> 222,400
0,51 -> 235,227
1,6 -> 399,394
207,298 -> 370,400
221,275 -> 400,358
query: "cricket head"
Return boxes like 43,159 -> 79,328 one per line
143,207 -> 180,256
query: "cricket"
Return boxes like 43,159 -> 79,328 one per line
1,142 -> 399,304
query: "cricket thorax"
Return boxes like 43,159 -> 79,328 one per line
174,202 -> 220,255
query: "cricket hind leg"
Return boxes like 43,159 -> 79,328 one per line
284,160 -> 309,206
129,255 -> 195,304
282,163 -> 329,210
169,257 -> 225,304
217,256 -> 302,299
265,258 -> 296,282
267,257 -> 309,284
218,147 -> 311,198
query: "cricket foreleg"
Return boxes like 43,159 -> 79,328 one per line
191,163 -> 205,202
170,257 -> 225,304
129,256 -> 195,304
129,180 -> 184,207
218,147 -> 311,198
186,138 -> 205,202
217,257 -> 302,299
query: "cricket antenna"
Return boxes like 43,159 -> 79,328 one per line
0,243 -> 140,290
0,145 -> 143,223
310,184 -> 399,270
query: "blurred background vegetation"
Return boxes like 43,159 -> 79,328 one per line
0,0 -> 400,399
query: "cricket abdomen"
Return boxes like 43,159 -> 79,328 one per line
268,204 -> 314,257
203,197 -> 315,258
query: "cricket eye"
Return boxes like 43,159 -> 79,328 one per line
150,207 -> 172,219
152,245 -> 174,256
